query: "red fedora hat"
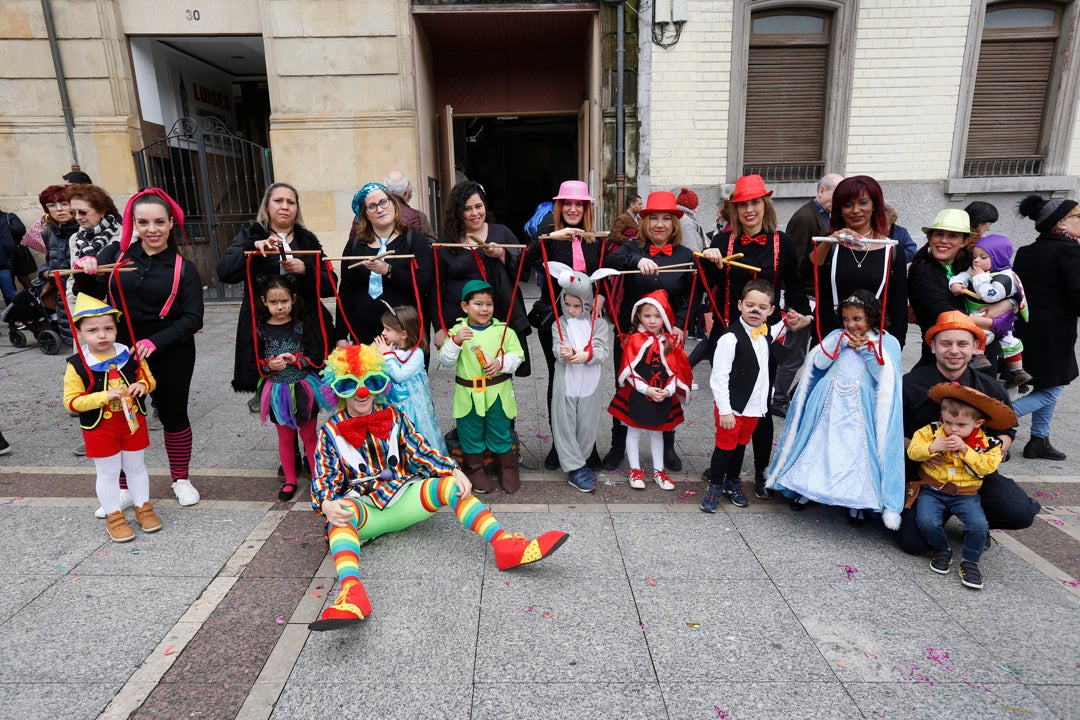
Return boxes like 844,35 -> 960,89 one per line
639,191 -> 684,218
730,174 -> 773,203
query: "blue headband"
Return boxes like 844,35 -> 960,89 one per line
352,183 -> 391,219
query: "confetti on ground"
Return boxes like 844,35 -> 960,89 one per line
1001,707 -> 1035,716
0,496 -> 24,506
872,712 -> 885,718
1058,578 -> 1080,587
864,650 -> 878,660
163,645 -> 176,656
519,605 -> 534,613
714,707 -> 728,719
837,661 -> 845,668
679,490 -> 697,501
647,577 -> 656,586
275,615 -> 285,625
214,518 -> 233,524
316,584 -> 325,590
686,622 -> 700,629
542,612 -> 554,619
131,549 -> 140,555
57,565 -> 69,574
1047,518 -> 1066,526
640,621 -> 645,631
94,552 -> 109,558
999,665 -> 1024,676
311,591 -> 321,598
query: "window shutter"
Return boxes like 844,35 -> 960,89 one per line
744,45 -> 827,182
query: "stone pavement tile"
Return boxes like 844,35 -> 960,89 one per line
662,681 -> 863,720
135,682 -> 251,719
909,549 -> 1080,685
1025,684 -> 1080,719
0,506 -> 110,575
613,512 -> 769,580
241,509 -> 328,579
482,511 -> 622,579
475,575 -> 655,683
271,682 -> 472,720
350,511 -> 486,580
161,576 -> 310,685
0,682 -> 116,720
776,574 -> 1009,684
0,574 -> 52,625
729,511 -> 903,581
843,679 -> 1054,719
0,575 -> 207,684
73,508 -> 265,578
472,682 -> 667,719
1001,520 -> 1080,581
634,578 -> 834,683
293,577 -> 481,685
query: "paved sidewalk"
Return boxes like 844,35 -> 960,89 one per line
0,304 -> 1078,719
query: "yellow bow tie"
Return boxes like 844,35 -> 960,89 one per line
751,324 -> 768,340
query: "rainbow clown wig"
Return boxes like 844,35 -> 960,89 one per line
317,343 -> 392,410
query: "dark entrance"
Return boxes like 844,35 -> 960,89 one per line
453,115 -> 578,239
131,116 -> 273,302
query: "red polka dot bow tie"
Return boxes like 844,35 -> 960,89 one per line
741,233 -> 767,246
339,408 -> 395,445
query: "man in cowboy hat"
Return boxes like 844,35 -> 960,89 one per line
896,311 -> 1040,554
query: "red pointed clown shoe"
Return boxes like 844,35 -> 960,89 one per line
308,580 -> 373,632
493,531 -> 570,570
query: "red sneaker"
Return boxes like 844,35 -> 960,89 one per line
308,581 -> 373,632
493,531 -> 570,570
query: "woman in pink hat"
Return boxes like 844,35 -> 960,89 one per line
602,190 -> 697,471
523,180 -> 606,470
809,175 -> 907,350
696,174 -> 812,498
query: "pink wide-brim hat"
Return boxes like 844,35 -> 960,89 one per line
553,180 -> 594,203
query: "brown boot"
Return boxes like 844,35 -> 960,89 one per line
461,453 -> 496,493
134,502 -> 162,533
496,451 -> 520,494
106,511 -> 135,543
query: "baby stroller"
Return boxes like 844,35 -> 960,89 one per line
1,272 -> 63,354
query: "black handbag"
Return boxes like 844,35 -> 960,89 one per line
12,244 -> 36,276
527,300 -> 554,329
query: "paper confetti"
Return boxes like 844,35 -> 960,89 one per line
686,622 -> 701,629
275,615 -> 285,625
1058,578 -> 1080,588
0,496 -> 24,506
57,565 -> 69,574
999,665 -> 1024,676
543,613 -> 554,619
1001,707 -> 1035,716
646,577 -> 657,586
311,591 -> 321,598
714,707 -> 728,719
163,645 -> 176,656
316,584 -> 325,590
519,605 -> 534,613
131,549 -> 140,555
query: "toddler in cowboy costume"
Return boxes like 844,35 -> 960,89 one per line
63,293 -> 159,543
308,343 -> 568,631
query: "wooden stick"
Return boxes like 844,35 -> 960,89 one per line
693,252 -> 762,273
432,243 -> 529,249
347,255 -> 416,270
53,265 -> 136,277
619,268 -> 698,275
243,249 -> 325,256
537,231 -> 609,240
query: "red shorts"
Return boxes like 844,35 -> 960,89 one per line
84,410 -> 150,458
713,406 -> 758,450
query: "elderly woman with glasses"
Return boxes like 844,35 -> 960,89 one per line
307,344 -> 568,632
334,182 -> 434,345
1009,195 -> 1080,461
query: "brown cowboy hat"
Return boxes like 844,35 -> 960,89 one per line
928,383 -> 1017,430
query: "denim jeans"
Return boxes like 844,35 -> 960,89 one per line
0,268 -> 16,303
916,487 -> 988,563
1012,385 -> 1064,438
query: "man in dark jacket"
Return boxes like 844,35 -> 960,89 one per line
0,209 -> 27,303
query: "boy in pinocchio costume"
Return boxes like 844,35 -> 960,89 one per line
438,279 -> 525,493
309,344 -> 568,632
63,293 -> 159,543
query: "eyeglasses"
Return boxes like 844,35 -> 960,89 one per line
365,198 -> 392,213
1063,212 -> 1080,221
329,370 -> 391,399
45,202 -> 70,209
73,209 -> 92,217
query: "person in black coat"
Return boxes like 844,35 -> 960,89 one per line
74,189 -> 205,506
217,183 -> 336,394
1011,194 -> 1080,460
334,182 -> 433,346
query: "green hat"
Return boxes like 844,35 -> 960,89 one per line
461,279 -> 494,301
922,209 -> 972,236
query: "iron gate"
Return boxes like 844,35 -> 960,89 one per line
132,117 -> 273,302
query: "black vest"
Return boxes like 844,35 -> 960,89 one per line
725,320 -> 774,414
66,352 -> 147,429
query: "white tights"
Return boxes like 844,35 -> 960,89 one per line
94,451 -> 150,513
625,426 -> 664,471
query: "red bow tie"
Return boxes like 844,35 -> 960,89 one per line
741,233 -> 767,246
338,408 -> 395,446
649,244 -> 673,257
962,428 -> 987,450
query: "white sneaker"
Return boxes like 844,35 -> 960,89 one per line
95,489 -> 133,519
172,479 -> 200,506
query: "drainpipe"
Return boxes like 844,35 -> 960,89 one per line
603,0 -> 626,212
41,0 -> 80,169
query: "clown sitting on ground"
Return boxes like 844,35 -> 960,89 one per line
308,343 -> 569,632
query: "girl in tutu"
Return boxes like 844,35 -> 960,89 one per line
256,275 -> 325,501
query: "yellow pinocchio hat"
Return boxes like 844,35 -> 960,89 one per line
72,293 -> 121,322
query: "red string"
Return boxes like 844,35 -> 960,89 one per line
538,240 -> 565,345
494,245 -> 527,357
106,260 -> 151,386
432,245 -> 450,337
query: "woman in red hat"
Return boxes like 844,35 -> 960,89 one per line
809,175 -> 907,349
696,174 -> 812,498
602,190 -> 697,471
523,180 -> 606,471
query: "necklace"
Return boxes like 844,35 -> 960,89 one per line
849,246 -> 871,269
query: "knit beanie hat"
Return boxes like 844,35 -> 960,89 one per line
676,187 -> 699,210
1019,194 -> 1078,233
974,233 -> 1014,271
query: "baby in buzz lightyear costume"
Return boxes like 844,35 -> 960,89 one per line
307,342 -> 569,631
63,293 -> 160,544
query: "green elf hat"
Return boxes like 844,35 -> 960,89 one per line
72,293 -> 121,322
461,279 -> 494,302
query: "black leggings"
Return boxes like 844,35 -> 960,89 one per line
144,338 -> 195,433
